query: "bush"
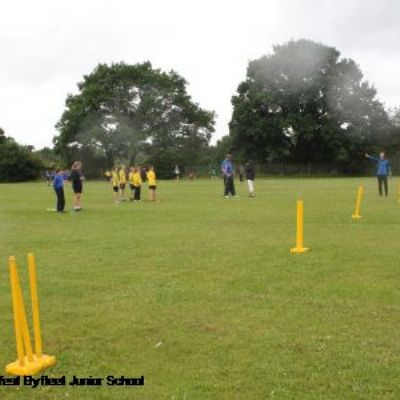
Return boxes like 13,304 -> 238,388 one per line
0,137 -> 43,182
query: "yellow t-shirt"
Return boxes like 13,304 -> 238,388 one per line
128,171 -> 135,185
147,170 -> 156,186
111,171 -> 119,186
119,169 -> 126,184
133,172 -> 142,187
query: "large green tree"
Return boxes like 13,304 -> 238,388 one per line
0,132 -> 43,182
54,62 -> 215,177
229,39 -> 390,171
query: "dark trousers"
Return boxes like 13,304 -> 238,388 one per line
377,175 -> 388,196
224,176 -> 236,196
134,186 -> 141,200
55,188 -> 65,211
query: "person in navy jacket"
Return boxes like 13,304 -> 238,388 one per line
365,152 -> 391,196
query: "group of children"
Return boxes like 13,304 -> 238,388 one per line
108,165 -> 157,203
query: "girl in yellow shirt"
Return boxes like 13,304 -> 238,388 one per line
128,167 -> 135,201
111,167 -> 120,203
132,167 -> 142,201
146,166 -> 157,201
119,166 -> 127,201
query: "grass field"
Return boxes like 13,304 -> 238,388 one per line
0,178 -> 399,399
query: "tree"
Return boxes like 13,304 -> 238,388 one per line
0,133 -> 43,182
0,127 -> 5,144
229,39 -> 390,172
54,62 -> 215,177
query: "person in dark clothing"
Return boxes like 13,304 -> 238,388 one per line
245,160 -> 256,197
221,154 -> 237,197
140,167 -> 147,183
239,165 -> 245,182
69,161 -> 84,210
365,152 -> 391,196
53,169 -> 66,212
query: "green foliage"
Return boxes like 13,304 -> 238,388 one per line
230,39 -> 391,173
54,62 -> 215,177
0,136 -> 43,182
34,147 -> 62,169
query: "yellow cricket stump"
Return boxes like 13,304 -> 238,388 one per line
6,254 -> 56,376
352,185 -> 364,220
290,199 -> 309,254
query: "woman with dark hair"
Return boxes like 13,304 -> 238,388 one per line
70,161 -> 84,211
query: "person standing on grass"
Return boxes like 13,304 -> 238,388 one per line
174,164 -> 180,181
119,165 -> 127,201
132,167 -> 142,201
111,167 -> 120,203
365,152 -> 391,197
221,154 -> 237,198
245,160 -> 256,197
128,167 -> 135,201
53,168 -> 66,213
140,166 -> 147,183
210,167 -> 216,180
239,165 -> 245,182
69,161 -> 84,211
147,166 -> 157,201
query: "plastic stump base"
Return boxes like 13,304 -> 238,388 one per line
290,247 -> 309,254
36,354 -> 56,370
6,354 -> 56,376
351,215 -> 362,220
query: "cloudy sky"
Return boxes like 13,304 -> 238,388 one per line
1,0 -> 399,148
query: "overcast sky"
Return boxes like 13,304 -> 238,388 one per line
1,0 -> 399,148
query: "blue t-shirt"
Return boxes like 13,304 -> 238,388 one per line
53,175 -> 64,190
367,156 -> 390,176
221,160 -> 234,176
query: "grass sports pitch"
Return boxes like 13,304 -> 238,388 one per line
0,178 -> 399,399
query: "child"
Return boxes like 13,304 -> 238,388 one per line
53,168 -> 66,212
140,167 -> 147,183
147,166 -> 157,201
128,167 -> 135,201
132,167 -> 142,201
174,164 -> 180,181
210,167 -> 216,180
119,166 -> 127,201
111,167 -> 120,203
239,165 -> 245,182
245,160 -> 256,197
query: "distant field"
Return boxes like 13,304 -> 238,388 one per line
0,178 -> 399,399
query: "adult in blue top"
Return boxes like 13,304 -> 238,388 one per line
221,154 -> 236,197
365,152 -> 390,197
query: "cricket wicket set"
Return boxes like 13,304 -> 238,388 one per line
6,253 -> 56,376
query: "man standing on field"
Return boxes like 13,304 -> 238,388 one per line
365,152 -> 391,196
221,154 -> 237,198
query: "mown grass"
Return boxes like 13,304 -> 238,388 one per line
0,177 -> 399,399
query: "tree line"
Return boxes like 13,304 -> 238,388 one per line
1,39 -> 400,182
